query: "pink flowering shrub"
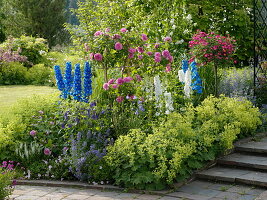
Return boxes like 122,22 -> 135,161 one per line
189,30 -> 236,66
85,28 -> 175,82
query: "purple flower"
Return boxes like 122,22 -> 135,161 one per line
146,51 -> 153,56
108,79 -> 115,84
123,77 -> 133,83
38,110 -> 44,115
115,42 -> 123,50
30,130 -> 37,136
128,48 -> 136,53
137,47 -> 144,53
138,55 -> 143,60
44,148 -> 52,156
90,102 -> 96,107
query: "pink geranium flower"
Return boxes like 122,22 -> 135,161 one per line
94,53 -> 103,61
30,130 -> 37,136
44,148 -> 52,156
115,42 -> 123,50
116,96 -> 124,103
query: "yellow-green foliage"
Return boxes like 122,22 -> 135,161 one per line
0,93 -> 60,160
106,96 -> 262,190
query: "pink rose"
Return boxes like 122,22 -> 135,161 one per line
116,96 -> 124,103
166,64 -> 171,72
94,31 -> 103,37
123,77 -> 133,83
128,48 -> 136,53
94,53 -> 103,61
108,79 -> 115,84
112,84 -> 119,89
162,50 -> 170,58
89,53 -> 94,60
116,78 -> 124,85
155,57 -> 161,63
138,55 -> 143,60
120,28 -> 128,33
137,47 -> 144,53
115,42 -> 123,50
103,83 -> 109,90
146,51 -> 153,56
154,52 -> 161,58
141,34 -> 148,41
167,55 -> 174,63
112,34 -> 122,39
128,53 -> 134,59
164,36 -> 172,42
30,130 -> 37,136
44,148 -> 51,156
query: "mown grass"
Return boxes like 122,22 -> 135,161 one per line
0,85 -> 57,116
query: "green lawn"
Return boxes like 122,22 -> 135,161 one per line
0,85 -> 57,115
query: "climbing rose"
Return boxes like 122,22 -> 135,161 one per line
128,48 -> 136,53
103,83 -> 109,90
112,84 -> 119,89
94,53 -> 103,61
120,28 -> 128,33
116,78 -> 124,85
162,50 -> 170,58
115,42 -> 123,50
108,79 -> 115,84
141,34 -> 148,41
137,47 -> 144,53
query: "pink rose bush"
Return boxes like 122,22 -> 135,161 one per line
189,30 -> 236,65
85,28 -> 175,82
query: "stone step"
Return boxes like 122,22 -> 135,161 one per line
197,166 -> 267,187
217,153 -> 267,170
235,139 -> 267,154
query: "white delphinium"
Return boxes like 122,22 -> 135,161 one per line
184,68 -> 192,98
164,92 -> 174,114
178,70 -> 185,83
154,75 -> 164,114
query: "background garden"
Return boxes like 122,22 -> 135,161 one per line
0,0 -> 267,198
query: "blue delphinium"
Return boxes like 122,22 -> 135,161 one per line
54,65 -> 66,97
64,62 -> 73,97
72,64 -> 82,101
182,60 -> 189,73
83,62 -> 93,102
190,61 -> 203,94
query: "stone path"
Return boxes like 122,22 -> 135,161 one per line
10,180 -> 266,200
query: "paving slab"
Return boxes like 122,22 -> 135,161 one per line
235,142 -> 267,154
196,167 -> 251,182
218,153 -> 267,170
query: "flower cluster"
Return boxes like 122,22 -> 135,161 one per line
189,30 -> 236,65
190,62 -> 203,94
0,48 -> 28,63
103,75 -> 143,103
54,62 -> 93,102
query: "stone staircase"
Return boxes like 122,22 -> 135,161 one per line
197,136 -> 267,188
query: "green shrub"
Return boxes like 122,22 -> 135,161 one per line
0,62 -> 29,85
26,64 -> 54,85
0,169 -> 15,199
106,96 -> 262,190
0,36 -> 49,66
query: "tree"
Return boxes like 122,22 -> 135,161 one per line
2,0 -> 68,47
